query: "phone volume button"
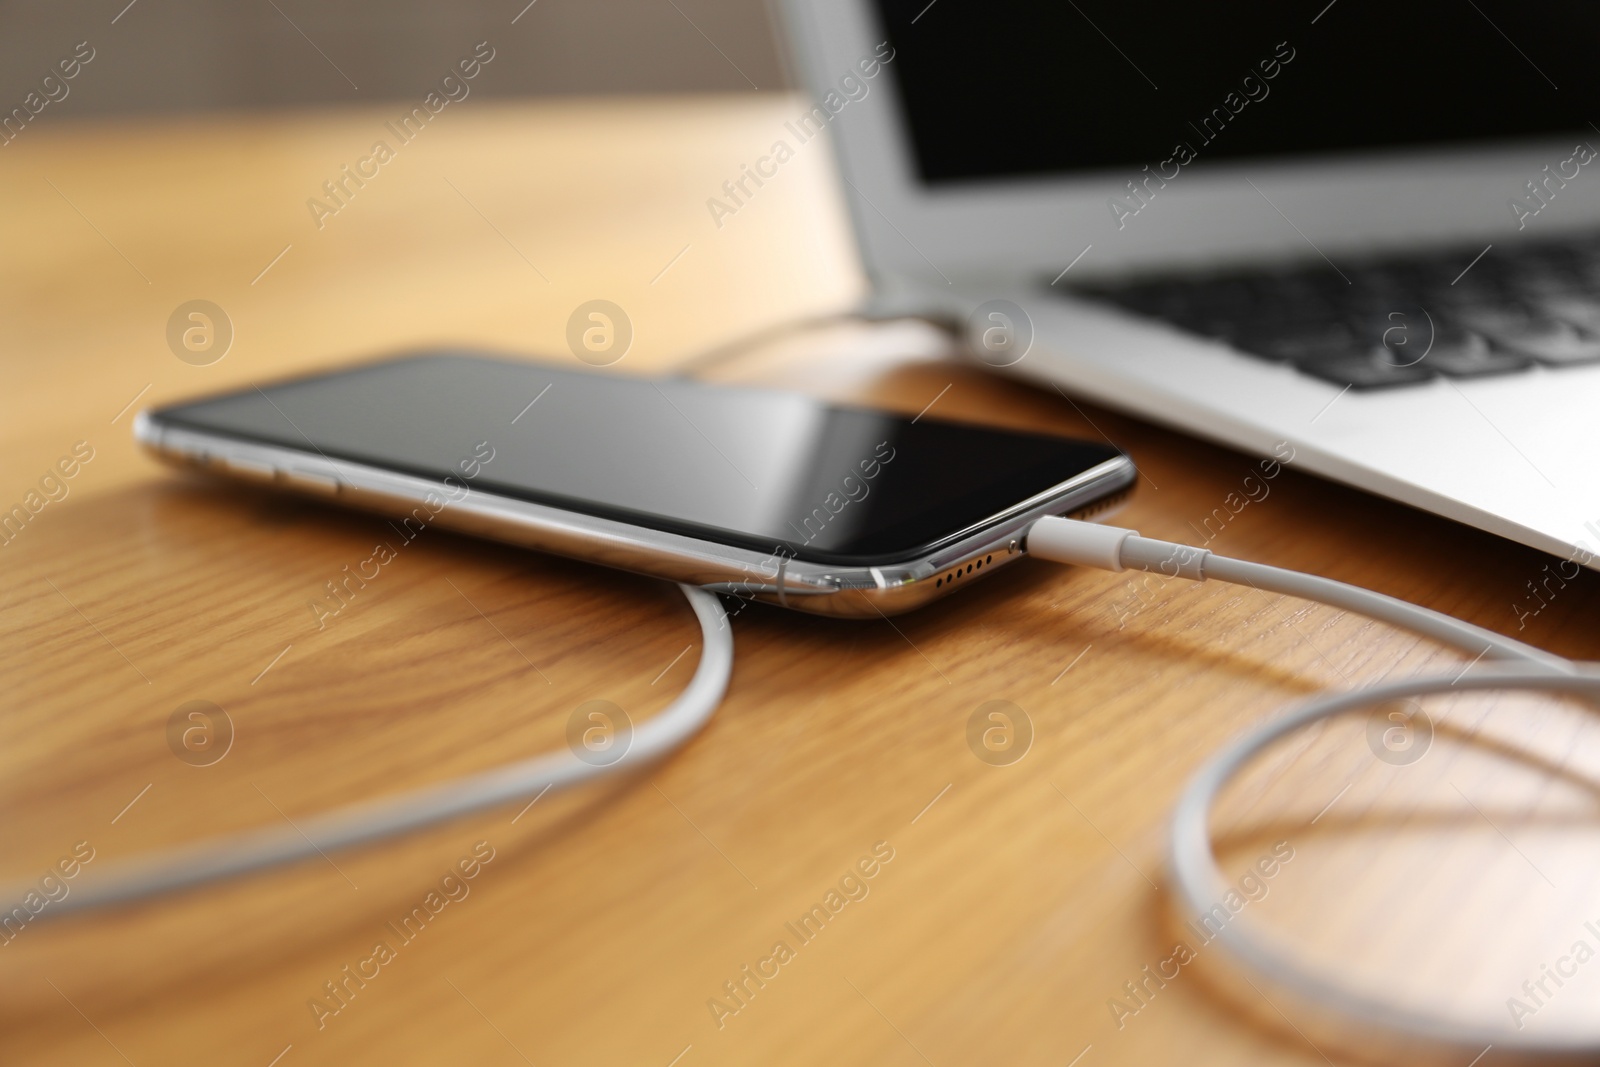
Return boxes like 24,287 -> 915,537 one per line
222,454 -> 277,482
281,467 -> 340,495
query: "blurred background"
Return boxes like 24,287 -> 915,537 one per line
0,0 -> 791,113
0,0 -> 866,496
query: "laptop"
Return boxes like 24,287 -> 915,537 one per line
776,0 -> 1600,569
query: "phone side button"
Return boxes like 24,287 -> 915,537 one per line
222,455 -> 277,482
281,468 -> 340,495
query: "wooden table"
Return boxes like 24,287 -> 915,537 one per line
3,97 -> 1599,1067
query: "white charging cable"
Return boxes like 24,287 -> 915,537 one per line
1028,515 -> 1600,1054
6,584 -> 732,918
18,508 -> 1598,1055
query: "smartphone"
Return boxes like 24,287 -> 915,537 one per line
136,352 -> 1134,617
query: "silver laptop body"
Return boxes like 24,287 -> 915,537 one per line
777,0 -> 1600,569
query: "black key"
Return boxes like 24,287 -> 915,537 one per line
1103,283 -> 1195,321
1537,295 -> 1600,333
1523,243 -> 1600,291
1158,279 -> 1262,330
1232,317 -> 1357,361
1404,250 -> 1478,288
1507,267 -> 1590,300
1101,282 -> 1176,309
1090,285 -> 1247,341
1295,347 -> 1436,389
1411,331 -> 1531,379
1252,274 -> 1342,321
1505,244 -> 1591,288
1516,242 -> 1586,271
1248,297 -> 1333,323
1343,300 -> 1433,351
1072,235 -> 1600,379
1456,308 -> 1600,365
1442,278 -> 1517,305
1295,269 -> 1362,300
1326,311 -> 1524,378
1187,277 -> 1261,312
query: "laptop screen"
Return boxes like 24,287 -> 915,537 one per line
872,0 -> 1600,186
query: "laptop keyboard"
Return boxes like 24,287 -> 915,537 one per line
1070,234 -> 1600,389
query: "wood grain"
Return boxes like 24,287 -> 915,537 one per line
2,96 -> 1599,1067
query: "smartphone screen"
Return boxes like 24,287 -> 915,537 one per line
151,353 -> 1124,566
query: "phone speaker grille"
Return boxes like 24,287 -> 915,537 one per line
930,489 -> 1129,589
934,553 -> 995,589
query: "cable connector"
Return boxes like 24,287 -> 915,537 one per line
1026,515 -> 1137,571
1026,516 -> 1211,581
